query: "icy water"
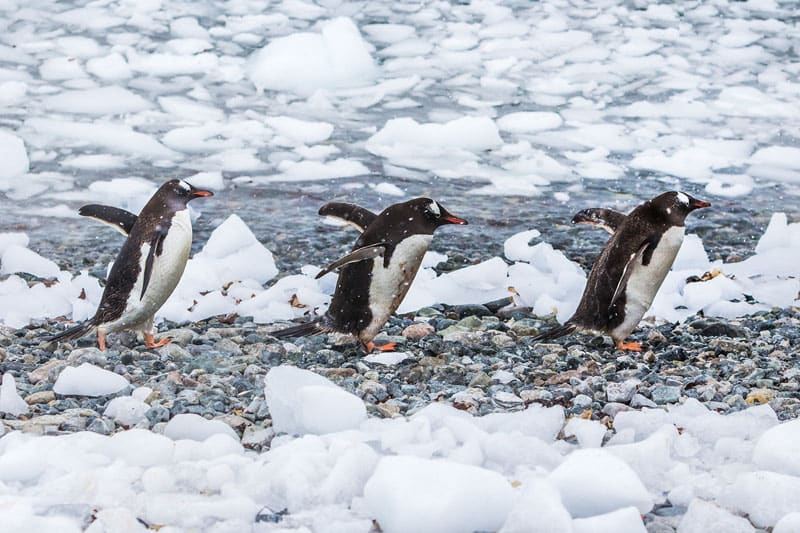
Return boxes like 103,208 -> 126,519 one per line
1,0 -> 799,279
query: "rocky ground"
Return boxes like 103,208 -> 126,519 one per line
2,303 -> 799,531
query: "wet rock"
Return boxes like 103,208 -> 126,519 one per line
651,386 -> 682,405
402,322 -> 435,339
25,390 -> 56,404
29,360 -> 68,384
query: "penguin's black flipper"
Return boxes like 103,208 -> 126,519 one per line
141,225 -> 169,299
318,202 -> 378,233
572,208 -> 626,235
315,244 -> 386,279
79,204 -> 138,235
271,319 -> 323,339
46,320 -> 96,345
530,322 -> 577,343
608,233 -> 662,311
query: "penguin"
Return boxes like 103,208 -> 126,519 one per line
273,197 -> 467,352
532,191 -> 710,351
47,179 -> 213,350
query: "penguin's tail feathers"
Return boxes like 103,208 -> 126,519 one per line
270,319 -> 323,339
531,322 -> 577,343
46,320 -> 96,345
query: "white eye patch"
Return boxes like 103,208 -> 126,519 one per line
177,180 -> 191,192
676,192 -> 689,205
428,201 -> 440,216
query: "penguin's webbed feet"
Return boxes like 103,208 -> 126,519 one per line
145,333 -> 171,349
97,331 -> 107,351
364,341 -> 397,353
615,339 -> 642,352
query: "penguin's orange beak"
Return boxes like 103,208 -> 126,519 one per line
443,215 -> 468,225
192,190 -> 213,198
690,199 -> 710,209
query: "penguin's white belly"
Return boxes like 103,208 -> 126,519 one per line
362,234 -> 432,341
107,210 -> 192,332
612,226 -> 684,339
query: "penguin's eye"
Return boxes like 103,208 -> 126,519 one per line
427,201 -> 441,217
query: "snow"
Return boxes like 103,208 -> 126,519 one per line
0,129 -> 28,180
678,499 -> 754,533
52,363 -> 130,397
163,413 -> 239,442
264,366 -> 367,435
0,373 -> 28,416
364,455 -> 513,533
572,507 -> 647,533
103,389 -> 150,426
753,420 -> 800,477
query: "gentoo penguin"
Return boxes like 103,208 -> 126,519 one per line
273,197 -> 467,352
47,179 -> 213,350
533,191 -> 710,351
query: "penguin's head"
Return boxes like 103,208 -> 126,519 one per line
651,191 -> 710,223
163,179 -> 214,205
411,198 -> 468,230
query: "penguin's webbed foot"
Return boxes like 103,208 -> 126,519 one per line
615,340 -> 642,352
145,333 -> 171,349
364,341 -> 397,353
97,332 -> 107,351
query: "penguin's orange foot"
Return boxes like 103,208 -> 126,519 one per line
364,341 -> 397,353
145,334 -> 171,349
97,332 -> 107,351
615,340 -> 642,352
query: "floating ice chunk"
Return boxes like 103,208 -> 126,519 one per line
248,17 -> 378,95
678,499 -> 754,533
164,413 -> 239,442
724,470 -> 800,528
497,112 -> 563,133
499,478 -> 572,533
369,182 -> 404,196
364,455 -> 513,533
265,116 -> 334,144
705,174 -> 754,197
42,86 -> 152,115
264,366 -> 366,435
39,56 -> 87,80
367,116 -> 502,154
1,245 -> 61,278
0,373 -> 28,416
774,513 -> 800,533
264,159 -> 369,182
0,233 -> 29,255
103,395 -> 149,426
753,419 -> 800,477
126,51 -> 219,77
186,171 -> 224,191
171,17 -> 210,39
53,363 -> 129,397
572,507 -> 646,533
750,146 -> 800,170
25,118 -> 177,159
548,448 -> 654,518
0,80 -> 27,106
158,96 -> 224,122
0,129 -> 28,179
86,53 -> 132,81
362,24 -> 416,44
754,213 -> 797,254
61,154 -> 127,170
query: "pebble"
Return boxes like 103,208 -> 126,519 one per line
25,390 -> 56,404
651,386 -> 682,405
402,322 -> 435,339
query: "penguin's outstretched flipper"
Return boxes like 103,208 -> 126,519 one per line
318,202 -> 378,233
571,208 -> 626,235
315,244 -> 386,279
79,204 -> 138,235
271,320 -> 324,339
530,322 -> 577,343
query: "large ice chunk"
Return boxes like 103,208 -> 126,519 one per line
548,448 -> 654,518
753,419 -> 800,476
264,365 -> 366,435
164,413 -> 239,442
0,129 -> 28,179
248,17 -> 378,95
364,455 -> 513,533
677,499 -> 754,533
0,373 -> 28,416
53,363 -> 129,397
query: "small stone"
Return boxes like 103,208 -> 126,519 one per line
491,334 -> 515,348
651,386 -> 681,404
606,380 -> 639,403
452,304 -> 492,318
242,426 -> 274,450
647,329 -> 668,344
709,338 -> 750,353
510,318 -> 539,337
631,394 -> 657,408
145,405 -> 170,424
493,391 -> 524,407
690,319 -> 747,338
573,394 -> 593,409
216,414 -> 249,432
415,307 -> 443,317
520,389 -> 553,402
161,328 -> 197,345
215,338 -> 242,356
25,390 -> 56,405
66,347 -> 107,366
469,371 -> 492,389
746,388 -> 775,405
87,417 -> 115,435
457,315 -> 484,331
29,360 -> 68,384
402,322 -> 435,339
